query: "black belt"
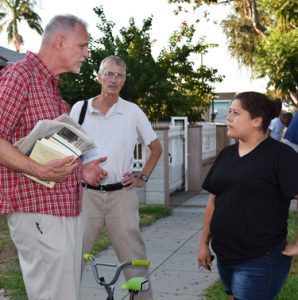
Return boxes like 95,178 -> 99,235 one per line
82,182 -> 124,192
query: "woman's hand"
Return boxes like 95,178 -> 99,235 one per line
197,243 -> 214,271
282,242 -> 298,256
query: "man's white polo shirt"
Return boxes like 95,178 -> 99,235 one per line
70,97 -> 157,184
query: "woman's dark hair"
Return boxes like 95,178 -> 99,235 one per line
233,92 -> 281,133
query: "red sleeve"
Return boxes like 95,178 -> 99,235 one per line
0,67 -> 28,140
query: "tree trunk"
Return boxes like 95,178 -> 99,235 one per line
290,90 -> 298,106
13,34 -> 22,53
249,0 -> 267,37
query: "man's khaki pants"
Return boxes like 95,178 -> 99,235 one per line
7,213 -> 82,300
82,188 -> 153,300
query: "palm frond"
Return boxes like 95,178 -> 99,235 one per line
0,0 -> 43,50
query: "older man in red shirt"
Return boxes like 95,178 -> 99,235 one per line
0,15 -> 105,300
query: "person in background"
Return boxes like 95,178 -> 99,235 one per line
0,15 -> 106,300
197,91 -> 298,300
268,111 -> 293,141
70,55 -> 162,300
284,110 -> 298,152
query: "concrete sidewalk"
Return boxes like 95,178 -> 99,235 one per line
80,190 -> 219,300
2,193 -> 296,300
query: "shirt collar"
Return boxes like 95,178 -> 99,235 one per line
88,97 -> 125,115
26,51 -> 59,84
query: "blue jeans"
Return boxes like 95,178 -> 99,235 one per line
217,241 -> 292,300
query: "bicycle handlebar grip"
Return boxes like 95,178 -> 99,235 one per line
83,253 -> 95,261
131,259 -> 151,267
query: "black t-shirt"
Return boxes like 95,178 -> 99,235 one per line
203,137 -> 298,265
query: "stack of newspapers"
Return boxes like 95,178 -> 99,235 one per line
14,114 -> 96,188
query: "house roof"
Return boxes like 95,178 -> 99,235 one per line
215,92 -> 237,101
0,46 -> 25,66
0,56 -> 8,66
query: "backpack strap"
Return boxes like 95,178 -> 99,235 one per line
78,100 -> 88,125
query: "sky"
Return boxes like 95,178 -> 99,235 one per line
0,0 -> 268,93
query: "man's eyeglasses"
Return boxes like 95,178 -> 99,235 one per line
102,71 -> 126,80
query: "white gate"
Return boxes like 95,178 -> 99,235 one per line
170,117 -> 189,191
168,124 -> 184,193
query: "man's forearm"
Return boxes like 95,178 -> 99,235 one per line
0,138 -> 80,182
0,138 -> 36,175
141,139 -> 162,177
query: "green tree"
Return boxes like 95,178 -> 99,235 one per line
158,21 -> 223,121
168,0 -> 298,105
61,6 -> 223,122
0,0 -> 43,52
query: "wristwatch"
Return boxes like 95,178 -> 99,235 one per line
139,174 -> 149,182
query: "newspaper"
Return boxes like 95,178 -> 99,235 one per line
24,138 -> 77,188
14,113 -> 96,155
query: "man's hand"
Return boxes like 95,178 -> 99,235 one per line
36,156 -> 79,182
121,172 -> 145,190
82,157 -> 107,186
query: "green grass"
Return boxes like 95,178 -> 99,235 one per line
0,205 -> 170,300
0,269 -> 26,300
202,211 -> 298,300
202,280 -> 226,300
0,217 -> 25,300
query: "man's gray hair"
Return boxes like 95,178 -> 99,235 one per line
42,14 -> 88,43
98,55 -> 127,75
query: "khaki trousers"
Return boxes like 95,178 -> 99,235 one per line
82,188 -> 153,300
7,213 -> 82,300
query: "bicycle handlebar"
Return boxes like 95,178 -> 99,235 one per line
83,253 -> 94,261
83,253 -> 150,287
131,259 -> 150,267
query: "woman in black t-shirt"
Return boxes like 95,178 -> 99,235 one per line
197,91 -> 298,300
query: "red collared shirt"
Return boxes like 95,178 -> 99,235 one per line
0,51 -> 82,216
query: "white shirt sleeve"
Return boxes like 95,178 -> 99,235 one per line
135,106 -> 157,145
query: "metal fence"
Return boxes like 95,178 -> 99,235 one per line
133,121 -> 217,195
